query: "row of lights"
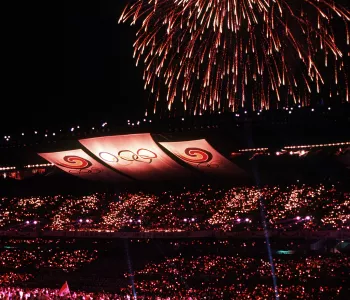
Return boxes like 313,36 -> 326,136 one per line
24,163 -> 54,168
235,106 -> 331,116
0,166 -> 16,171
1,165 -> 53,172
239,148 -> 269,152
1,106 -> 345,145
127,119 -> 152,126
238,141 -> 349,152
284,142 -> 350,149
22,216 -> 310,227
3,121 -> 110,141
276,150 -> 308,156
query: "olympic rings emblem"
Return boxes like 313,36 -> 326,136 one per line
99,148 -> 158,165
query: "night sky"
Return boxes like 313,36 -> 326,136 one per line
1,0 -> 145,134
1,0 -> 349,135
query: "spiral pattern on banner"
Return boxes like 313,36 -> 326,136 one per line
56,156 -> 92,169
177,148 -> 213,164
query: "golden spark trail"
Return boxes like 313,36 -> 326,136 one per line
120,0 -> 350,115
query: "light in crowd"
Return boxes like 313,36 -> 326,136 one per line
71,127 -> 74,132
296,216 -> 301,220
305,216 -> 311,220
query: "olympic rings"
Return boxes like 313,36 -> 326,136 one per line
99,149 -> 158,164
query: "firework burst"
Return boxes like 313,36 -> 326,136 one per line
119,0 -> 350,115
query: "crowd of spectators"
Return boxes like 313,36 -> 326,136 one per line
0,247 -> 348,299
0,184 -> 349,233
0,183 -> 349,298
121,254 -> 349,299
0,287 -> 132,300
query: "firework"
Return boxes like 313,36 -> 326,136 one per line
119,0 -> 350,115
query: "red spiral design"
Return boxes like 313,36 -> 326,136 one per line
177,147 -> 213,164
56,156 -> 92,169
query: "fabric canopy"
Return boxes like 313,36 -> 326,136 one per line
160,139 -> 246,177
39,149 -> 130,182
79,133 -> 190,180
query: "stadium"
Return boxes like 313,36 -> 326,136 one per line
1,0 -> 350,299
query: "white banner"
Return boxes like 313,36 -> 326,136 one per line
160,139 -> 246,177
38,149 -> 130,182
79,133 -> 190,180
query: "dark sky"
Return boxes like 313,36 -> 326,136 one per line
0,0 -> 348,135
1,0 -> 145,133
